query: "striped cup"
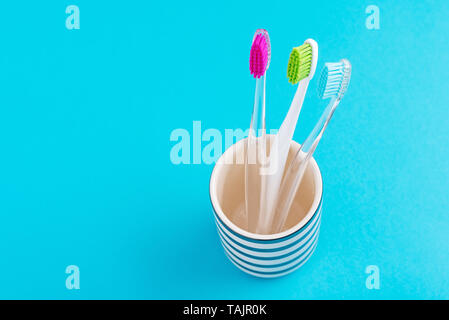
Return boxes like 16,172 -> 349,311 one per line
210,138 -> 323,278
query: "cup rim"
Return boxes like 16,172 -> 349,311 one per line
209,138 -> 323,241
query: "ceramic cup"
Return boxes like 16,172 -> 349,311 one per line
209,137 -> 323,278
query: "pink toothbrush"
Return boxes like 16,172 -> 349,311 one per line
245,29 -> 270,233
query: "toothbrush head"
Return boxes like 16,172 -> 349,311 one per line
318,59 -> 352,99
249,29 -> 271,78
287,39 -> 318,84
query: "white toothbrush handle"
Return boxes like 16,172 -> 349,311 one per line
257,79 -> 310,234
245,75 -> 267,232
278,80 -> 309,144
274,97 -> 339,233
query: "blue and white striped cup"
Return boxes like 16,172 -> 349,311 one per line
210,138 -> 323,278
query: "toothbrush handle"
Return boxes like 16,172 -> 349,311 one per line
257,79 -> 310,234
245,75 -> 267,232
259,80 -> 310,224
301,97 -> 337,153
278,80 -> 309,147
249,76 -> 266,139
273,97 -> 339,233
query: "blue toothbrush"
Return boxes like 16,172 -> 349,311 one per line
273,59 -> 352,233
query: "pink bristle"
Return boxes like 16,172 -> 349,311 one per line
249,33 -> 268,78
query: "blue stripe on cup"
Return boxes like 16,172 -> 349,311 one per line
225,236 -> 320,278
214,202 -> 322,278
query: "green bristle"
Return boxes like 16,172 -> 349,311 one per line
287,43 -> 313,84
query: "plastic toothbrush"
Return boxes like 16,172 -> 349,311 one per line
245,29 -> 271,233
257,39 -> 318,234
273,59 -> 352,233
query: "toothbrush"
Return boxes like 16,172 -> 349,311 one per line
257,39 -> 318,234
273,59 -> 352,233
245,29 -> 271,233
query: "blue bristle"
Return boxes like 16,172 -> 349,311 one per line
317,59 -> 351,99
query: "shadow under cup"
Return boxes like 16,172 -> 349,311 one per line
209,138 -> 323,278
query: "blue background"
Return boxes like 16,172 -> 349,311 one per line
0,1 -> 448,299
